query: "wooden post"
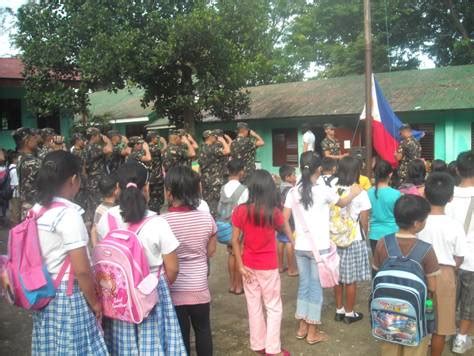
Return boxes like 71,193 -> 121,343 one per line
364,0 -> 373,178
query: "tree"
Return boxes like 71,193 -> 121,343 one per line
14,0 -> 306,131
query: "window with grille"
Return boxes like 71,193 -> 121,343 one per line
0,99 -> 22,131
411,123 -> 434,161
272,128 -> 298,167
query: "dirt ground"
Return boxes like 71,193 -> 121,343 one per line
0,230 -> 464,356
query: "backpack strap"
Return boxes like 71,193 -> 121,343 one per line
230,184 -> 246,205
127,214 -> 157,234
53,256 -> 75,296
407,239 -> 431,264
464,197 -> 474,234
384,234 -> 402,258
107,213 -> 118,230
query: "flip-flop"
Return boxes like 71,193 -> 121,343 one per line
255,349 -> 265,355
306,331 -> 328,345
287,272 -> 299,277
234,290 -> 244,295
296,332 -> 307,340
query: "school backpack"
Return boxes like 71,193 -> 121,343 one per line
0,166 -> 13,201
92,214 -> 159,324
0,202 -> 74,310
322,175 -> 337,188
329,187 -> 357,247
370,234 -> 431,347
215,184 -> 246,244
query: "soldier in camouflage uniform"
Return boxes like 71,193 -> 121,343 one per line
162,130 -> 197,172
396,124 -> 422,184
126,136 -> 152,164
198,130 -> 231,217
106,130 -> 128,174
230,122 -> 264,182
84,127 -> 113,228
70,132 -> 88,212
214,129 -> 232,180
12,128 -> 42,219
146,131 -> 167,213
37,128 -> 66,159
320,123 -> 347,160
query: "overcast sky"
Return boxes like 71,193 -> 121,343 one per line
0,0 -> 434,75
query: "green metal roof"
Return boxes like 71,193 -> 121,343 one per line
88,64 -> 474,120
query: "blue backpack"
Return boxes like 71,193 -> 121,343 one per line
216,184 -> 246,245
370,234 -> 431,347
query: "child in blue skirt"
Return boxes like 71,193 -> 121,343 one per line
32,151 -> 108,355
96,161 -> 186,355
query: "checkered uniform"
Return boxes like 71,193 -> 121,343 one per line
103,273 -> 186,355
32,281 -> 108,356
337,240 -> 371,284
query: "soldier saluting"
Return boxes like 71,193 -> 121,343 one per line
198,129 -> 231,217
162,129 -> 197,172
321,123 -> 348,160
395,124 -> 422,184
230,122 -> 264,182
146,131 -> 167,213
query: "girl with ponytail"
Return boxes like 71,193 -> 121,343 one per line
96,161 -> 186,355
283,151 -> 361,345
368,160 -> 401,255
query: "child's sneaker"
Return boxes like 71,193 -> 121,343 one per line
452,335 -> 473,354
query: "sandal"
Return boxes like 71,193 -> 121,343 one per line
306,331 -> 328,345
255,349 -> 265,355
266,348 -> 290,356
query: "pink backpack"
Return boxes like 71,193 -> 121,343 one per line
0,202 -> 74,310
92,214 -> 159,324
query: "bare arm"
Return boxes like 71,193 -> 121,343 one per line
159,137 -> 168,152
303,142 -> 309,152
69,247 -> 101,318
140,142 -> 152,162
182,137 -> 196,159
207,234 -> 217,258
359,209 -> 370,237
455,256 -> 464,269
231,225 -> 252,282
90,225 -> 99,248
120,136 -> 129,156
224,134 -> 233,145
217,136 -> 231,156
336,184 -> 363,207
250,130 -> 264,147
101,135 -> 113,155
427,275 -> 436,293
162,251 -> 179,284
186,134 -> 199,150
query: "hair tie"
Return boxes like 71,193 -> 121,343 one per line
126,182 -> 137,189
303,165 -> 309,169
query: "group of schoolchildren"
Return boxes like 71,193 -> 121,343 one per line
3,145 -> 474,356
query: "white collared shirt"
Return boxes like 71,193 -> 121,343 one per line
34,197 -> 88,279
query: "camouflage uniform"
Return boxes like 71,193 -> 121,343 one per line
84,143 -> 107,226
321,137 -> 341,157
198,142 -> 226,217
17,152 -> 42,219
397,136 -> 422,183
71,146 -> 88,213
148,142 -> 164,213
37,146 -> 54,160
106,142 -> 126,174
162,143 -> 190,172
230,136 -> 256,182
127,149 -> 145,163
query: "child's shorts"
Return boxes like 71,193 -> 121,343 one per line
459,269 -> 474,321
434,265 -> 457,335
276,232 -> 291,244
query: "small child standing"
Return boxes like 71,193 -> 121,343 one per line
417,172 -> 466,356
373,195 -> 440,356
446,151 -> 474,354
90,174 -> 119,247
232,169 -> 293,356
277,164 -> 298,276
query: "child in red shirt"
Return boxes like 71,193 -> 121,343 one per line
232,169 -> 293,356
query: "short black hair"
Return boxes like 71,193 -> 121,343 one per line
394,195 -> 431,229
164,166 -> 200,210
227,159 -> 245,176
425,172 -> 454,206
279,164 -> 295,181
431,159 -> 447,173
336,156 -> 360,186
99,174 -> 118,198
457,151 -> 474,179
407,159 -> 426,186
321,157 -> 337,173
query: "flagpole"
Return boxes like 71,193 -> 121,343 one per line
364,0 -> 373,179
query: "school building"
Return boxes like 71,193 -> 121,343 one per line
0,58 -> 77,149
1,57 -> 473,173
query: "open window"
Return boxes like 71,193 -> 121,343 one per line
0,99 -> 22,131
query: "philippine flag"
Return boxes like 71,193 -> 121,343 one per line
360,75 -> 424,167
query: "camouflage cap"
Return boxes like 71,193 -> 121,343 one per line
86,127 -> 101,136
41,127 -> 56,137
213,129 -> 224,137
12,127 -> 36,143
71,132 -> 85,143
323,123 -> 335,130
146,130 -> 158,142
128,136 -> 144,146
202,130 -> 214,139
399,123 -> 411,131
169,129 -> 180,136
107,129 -> 121,138
177,129 -> 187,136
236,122 -> 249,130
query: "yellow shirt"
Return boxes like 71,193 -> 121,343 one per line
359,175 -> 372,190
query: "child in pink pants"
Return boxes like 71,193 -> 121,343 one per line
231,169 -> 293,356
